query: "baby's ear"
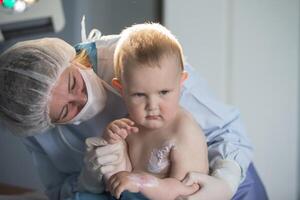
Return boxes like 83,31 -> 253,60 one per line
112,78 -> 123,93
180,71 -> 188,85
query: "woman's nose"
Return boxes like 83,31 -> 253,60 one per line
77,93 -> 88,106
69,90 -> 87,107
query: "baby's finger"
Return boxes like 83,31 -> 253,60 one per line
111,124 -> 123,134
128,126 -> 139,134
121,118 -> 135,126
115,120 -> 131,130
112,179 -> 121,192
107,176 -> 118,192
117,129 -> 129,139
110,122 -> 131,140
107,129 -> 122,142
115,185 -> 125,199
117,119 -> 139,134
111,182 -> 122,199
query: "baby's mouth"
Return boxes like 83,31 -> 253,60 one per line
146,115 -> 161,120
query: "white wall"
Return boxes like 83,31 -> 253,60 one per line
164,1 -> 228,100
164,0 -> 299,199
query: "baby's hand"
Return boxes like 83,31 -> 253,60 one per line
103,118 -> 139,144
107,171 -> 140,199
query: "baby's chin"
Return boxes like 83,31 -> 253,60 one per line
139,120 -> 167,130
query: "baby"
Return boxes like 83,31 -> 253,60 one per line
104,23 -> 209,200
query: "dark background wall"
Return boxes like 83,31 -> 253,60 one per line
0,0 -> 162,51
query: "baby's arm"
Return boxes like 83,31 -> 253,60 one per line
107,115 -> 209,199
169,114 -> 209,198
107,171 -> 198,200
101,118 -> 138,180
103,118 -> 139,144
171,118 -> 209,176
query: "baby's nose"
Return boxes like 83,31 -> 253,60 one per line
147,97 -> 159,110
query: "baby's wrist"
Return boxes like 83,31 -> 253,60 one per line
129,173 -> 159,192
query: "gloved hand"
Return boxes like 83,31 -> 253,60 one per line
179,159 -> 242,200
78,137 -> 131,193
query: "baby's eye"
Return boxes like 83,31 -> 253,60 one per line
159,90 -> 169,95
132,93 -> 145,97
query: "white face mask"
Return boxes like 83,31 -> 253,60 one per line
67,68 -> 107,125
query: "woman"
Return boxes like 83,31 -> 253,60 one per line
0,34 -> 267,200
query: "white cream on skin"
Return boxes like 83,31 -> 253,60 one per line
128,174 -> 159,188
147,141 -> 175,173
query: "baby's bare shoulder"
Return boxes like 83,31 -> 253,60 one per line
170,109 -> 209,175
174,108 -> 203,137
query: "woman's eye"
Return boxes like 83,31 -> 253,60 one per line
71,76 -> 76,90
60,104 -> 69,121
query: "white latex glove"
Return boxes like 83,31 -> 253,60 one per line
180,159 -> 242,200
78,137 -> 129,193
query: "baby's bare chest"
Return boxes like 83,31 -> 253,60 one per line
127,137 -> 176,178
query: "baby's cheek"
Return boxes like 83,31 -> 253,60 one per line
128,109 -> 144,123
162,103 -> 179,119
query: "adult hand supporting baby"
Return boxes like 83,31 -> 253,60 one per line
78,137 -> 129,193
179,172 -> 232,200
179,159 -> 241,200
